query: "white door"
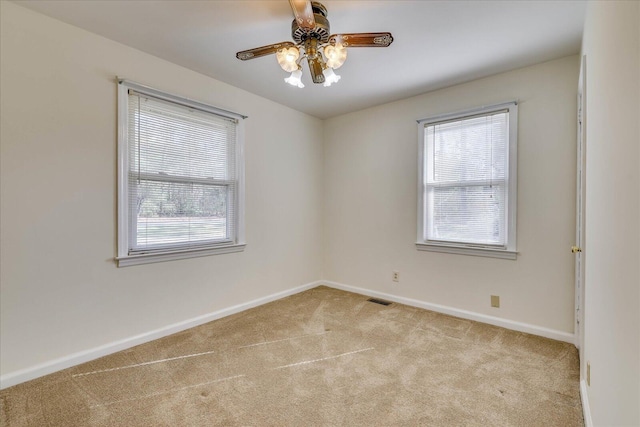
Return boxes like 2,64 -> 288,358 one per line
574,55 -> 587,356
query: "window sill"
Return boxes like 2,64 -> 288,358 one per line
415,242 -> 517,260
116,243 -> 246,267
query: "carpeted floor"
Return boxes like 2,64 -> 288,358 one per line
0,286 -> 583,426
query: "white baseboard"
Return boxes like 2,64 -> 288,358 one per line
321,281 -> 575,344
580,380 -> 593,427
0,280 -> 322,390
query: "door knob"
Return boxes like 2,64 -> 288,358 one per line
571,246 -> 582,253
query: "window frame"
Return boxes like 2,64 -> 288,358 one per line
116,79 -> 246,267
416,101 -> 518,260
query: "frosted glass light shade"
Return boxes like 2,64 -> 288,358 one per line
276,47 -> 300,72
322,67 -> 341,87
323,43 -> 347,69
284,69 -> 305,88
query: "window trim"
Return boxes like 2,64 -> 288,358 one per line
116,79 -> 246,267
416,101 -> 518,260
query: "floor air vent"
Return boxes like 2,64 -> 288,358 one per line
367,298 -> 392,306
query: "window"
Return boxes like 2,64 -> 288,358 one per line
117,80 -> 245,267
416,102 -> 517,259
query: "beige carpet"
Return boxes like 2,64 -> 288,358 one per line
0,286 -> 583,426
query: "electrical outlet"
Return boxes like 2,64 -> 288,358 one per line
392,271 -> 399,282
587,361 -> 591,386
491,295 -> 500,308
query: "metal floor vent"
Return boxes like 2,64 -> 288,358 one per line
367,298 -> 392,306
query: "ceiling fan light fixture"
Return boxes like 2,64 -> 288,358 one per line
236,2 -> 394,87
284,68 -> 305,88
322,67 -> 341,87
323,42 -> 347,69
276,46 -> 300,72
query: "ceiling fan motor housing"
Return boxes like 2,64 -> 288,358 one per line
291,2 -> 330,44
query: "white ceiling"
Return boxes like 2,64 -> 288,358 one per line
14,0 -> 586,119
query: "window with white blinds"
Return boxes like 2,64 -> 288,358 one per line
417,102 -> 517,259
117,80 -> 245,266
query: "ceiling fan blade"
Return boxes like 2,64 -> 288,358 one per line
329,33 -> 394,48
289,0 -> 316,29
307,57 -> 325,84
236,42 -> 296,60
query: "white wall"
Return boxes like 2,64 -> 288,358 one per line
323,56 -> 579,334
0,2 -> 323,379
581,1 -> 640,425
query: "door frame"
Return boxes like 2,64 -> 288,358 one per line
575,54 -> 587,359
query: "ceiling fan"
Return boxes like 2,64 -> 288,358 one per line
236,0 -> 394,88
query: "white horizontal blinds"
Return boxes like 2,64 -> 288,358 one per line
425,111 -> 509,246
128,91 -> 237,253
